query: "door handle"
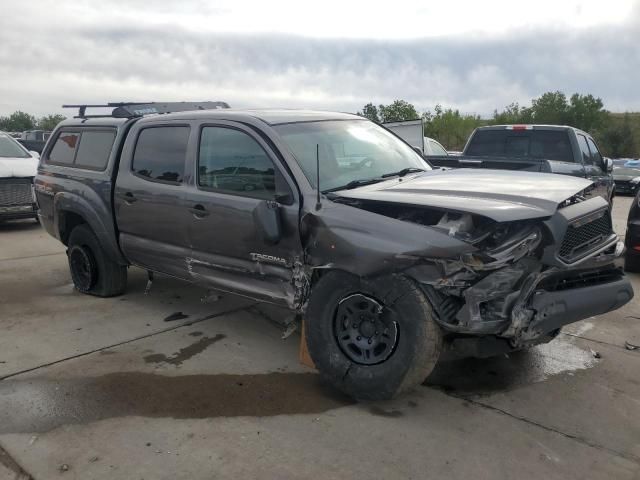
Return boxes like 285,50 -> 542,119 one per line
120,191 -> 137,204
189,204 -> 209,218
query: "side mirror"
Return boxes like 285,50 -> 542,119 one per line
253,199 -> 282,245
604,157 -> 613,173
29,150 -> 40,159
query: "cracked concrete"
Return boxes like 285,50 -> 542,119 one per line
0,197 -> 638,479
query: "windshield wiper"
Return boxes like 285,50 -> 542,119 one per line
380,167 -> 426,178
322,177 -> 388,193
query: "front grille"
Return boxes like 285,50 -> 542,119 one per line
0,178 -> 34,206
559,211 -> 612,261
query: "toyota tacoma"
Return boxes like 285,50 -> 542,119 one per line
35,102 -> 634,400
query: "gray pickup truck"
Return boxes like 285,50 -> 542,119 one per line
36,102 -> 633,400
426,125 -> 615,202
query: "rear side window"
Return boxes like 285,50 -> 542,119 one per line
75,130 -> 116,170
132,126 -> 190,183
47,129 -> 115,170
48,132 -> 80,165
198,127 -> 278,199
466,130 -> 573,162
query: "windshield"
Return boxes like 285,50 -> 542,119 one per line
0,133 -> 30,158
274,120 -> 429,191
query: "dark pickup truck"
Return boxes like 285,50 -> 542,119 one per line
426,125 -> 615,202
36,103 -> 633,400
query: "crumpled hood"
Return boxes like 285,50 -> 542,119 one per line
334,169 -> 593,222
0,156 -> 38,178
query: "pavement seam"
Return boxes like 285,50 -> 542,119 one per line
460,395 -> 640,465
561,331 -> 637,351
0,303 -> 255,381
0,252 -> 64,263
0,442 -> 34,480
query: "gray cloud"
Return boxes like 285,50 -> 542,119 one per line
0,4 -> 638,117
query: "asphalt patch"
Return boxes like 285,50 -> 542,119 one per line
0,372 -> 354,434
143,334 -> 226,366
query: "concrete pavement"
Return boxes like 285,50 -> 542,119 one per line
0,197 -> 638,479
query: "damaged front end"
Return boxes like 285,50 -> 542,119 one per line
306,191 -> 633,356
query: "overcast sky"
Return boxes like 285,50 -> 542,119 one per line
0,0 -> 639,117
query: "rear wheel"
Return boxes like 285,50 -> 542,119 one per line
305,271 -> 442,400
67,224 -> 127,297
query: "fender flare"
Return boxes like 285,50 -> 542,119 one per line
54,192 -> 127,265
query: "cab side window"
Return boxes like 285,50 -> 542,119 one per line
198,127 -> 286,200
132,126 -> 189,183
577,134 -> 592,165
586,138 -> 604,170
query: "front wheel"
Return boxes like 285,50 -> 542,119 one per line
305,271 -> 442,400
67,224 -> 127,297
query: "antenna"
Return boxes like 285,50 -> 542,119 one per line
315,143 -> 322,210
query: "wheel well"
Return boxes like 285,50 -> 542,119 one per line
59,211 -> 87,245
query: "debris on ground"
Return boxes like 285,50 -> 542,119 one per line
163,312 -> 189,322
27,436 -> 37,446
59,464 -> 70,472
625,340 -> 639,351
590,349 -> 601,359
89,456 -> 99,463
281,322 -> 298,339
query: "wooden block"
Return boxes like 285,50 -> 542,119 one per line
299,320 -> 316,369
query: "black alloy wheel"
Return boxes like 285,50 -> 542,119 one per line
333,293 -> 399,365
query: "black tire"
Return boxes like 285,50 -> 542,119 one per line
305,271 -> 442,400
67,224 -> 127,297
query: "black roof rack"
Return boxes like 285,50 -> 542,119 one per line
62,101 -> 230,119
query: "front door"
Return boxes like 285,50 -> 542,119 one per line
184,122 -> 303,307
585,136 -> 613,201
114,123 -> 194,279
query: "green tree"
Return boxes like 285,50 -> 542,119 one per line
423,105 -> 483,151
492,102 -> 532,124
566,94 -> 607,133
0,111 -> 37,132
378,100 -> 419,123
37,114 -> 66,131
597,113 -> 636,158
529,91 -> 569,125
357,103 -> 380,123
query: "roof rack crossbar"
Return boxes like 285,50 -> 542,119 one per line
62,101 -> 230,119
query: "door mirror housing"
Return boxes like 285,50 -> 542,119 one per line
29,150 -> 40,159
604,157 -> 613,173
253,199 -> 282,245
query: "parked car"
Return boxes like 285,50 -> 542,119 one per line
36,103 -> 633,400
383,119 -> 449,156
426,125 -> 615,202
612,158 -> 640,195
625,189 -> 640,272
17,129 -> 52,154
0,131 -> 39,222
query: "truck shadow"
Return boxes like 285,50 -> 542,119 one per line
0,219 -> 40,232
425,336 -> 597,397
